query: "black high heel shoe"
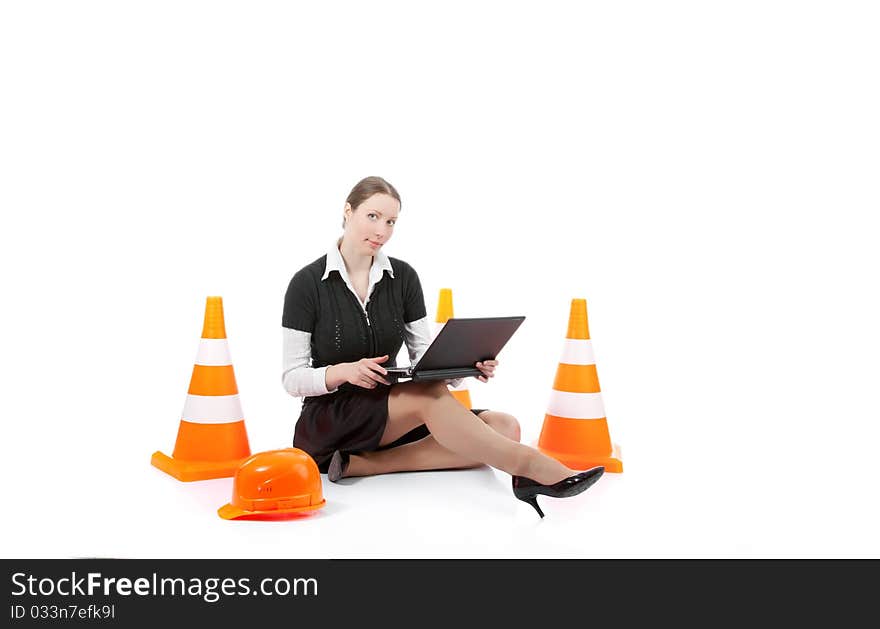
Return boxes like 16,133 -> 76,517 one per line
512,467 -> 605,518
327,450 -> 350,483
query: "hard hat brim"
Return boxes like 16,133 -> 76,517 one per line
217,499 -> 326,520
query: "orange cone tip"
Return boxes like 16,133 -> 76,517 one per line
436,288 -> 454,324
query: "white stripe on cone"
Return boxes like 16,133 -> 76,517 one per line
546,390 -> 606,420
559,339 -> 595,366
195,338 -> 232,366
182,394 -> 244,423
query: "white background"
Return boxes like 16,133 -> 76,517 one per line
1,1 -> 878,558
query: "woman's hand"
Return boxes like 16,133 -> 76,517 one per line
343,355 -> 391,389
475,359 -> 498,383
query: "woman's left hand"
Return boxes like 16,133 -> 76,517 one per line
475,360 -> 498,383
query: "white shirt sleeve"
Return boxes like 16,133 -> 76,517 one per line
281,328 -> 340,398
403,316 -> 465,389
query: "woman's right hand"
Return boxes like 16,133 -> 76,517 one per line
341,355 -> 391,389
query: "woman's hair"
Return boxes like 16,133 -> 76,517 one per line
343,176 -> 401,228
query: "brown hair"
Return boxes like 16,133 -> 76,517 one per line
343,176 -> 401,229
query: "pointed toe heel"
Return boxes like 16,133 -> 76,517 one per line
512,466 -> 605,518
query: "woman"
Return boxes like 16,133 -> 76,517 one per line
282,176 -> 603,517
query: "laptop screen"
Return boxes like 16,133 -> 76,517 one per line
414,317 -> 525,371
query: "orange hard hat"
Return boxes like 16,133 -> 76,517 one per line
218,448 -> 325,520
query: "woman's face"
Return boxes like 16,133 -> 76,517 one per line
344,193 -> 400,254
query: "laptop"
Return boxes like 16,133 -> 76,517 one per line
385,316 -> 526,382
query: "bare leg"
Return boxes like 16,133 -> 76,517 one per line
382,380 -> 578,485
345,411 -> 521,478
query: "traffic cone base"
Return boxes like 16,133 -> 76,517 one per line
153,419 -> 251,482
537,441 -> 623,473
153,417 -> 251,481
151,451 -> 247,482
537,415 -> 623,472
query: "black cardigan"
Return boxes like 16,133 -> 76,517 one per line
282,254 -> 428,391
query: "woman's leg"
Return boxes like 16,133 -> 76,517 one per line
344,411 -> 521,477
374,380 -> 578,484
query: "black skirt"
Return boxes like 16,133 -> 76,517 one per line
292,384 -> 489,473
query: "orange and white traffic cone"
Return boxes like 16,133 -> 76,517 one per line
151,296 -> 252,482
537,299 -> 623,472
435,288 -> 472,409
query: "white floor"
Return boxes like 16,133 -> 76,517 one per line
5,348 -> 880,559
6,411 -> 879,559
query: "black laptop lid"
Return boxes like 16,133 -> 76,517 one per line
414,316 -> 525,371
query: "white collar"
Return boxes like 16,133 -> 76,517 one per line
321,238 -> 395,283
